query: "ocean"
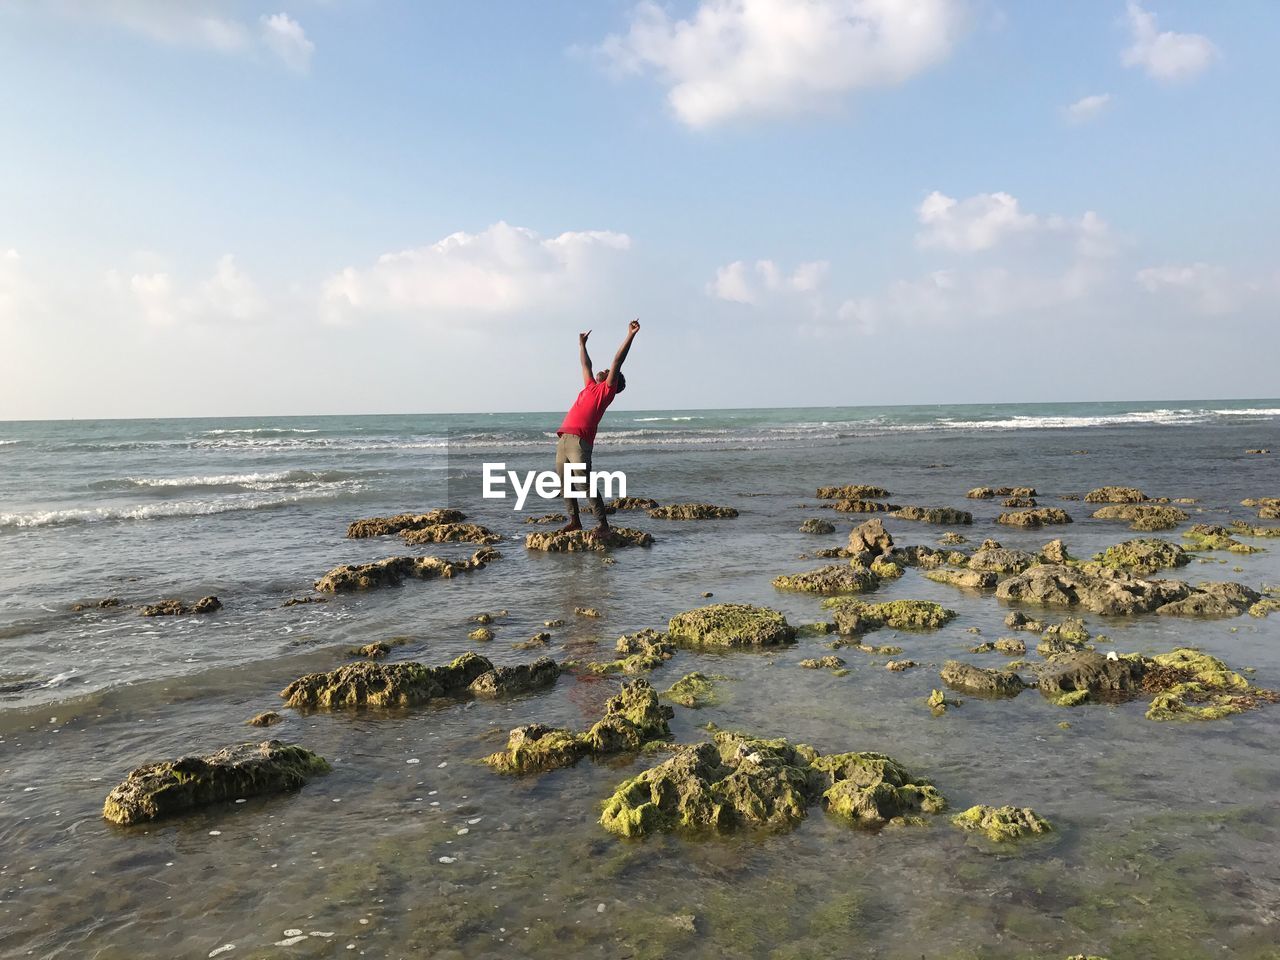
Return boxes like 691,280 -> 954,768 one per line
1,399 -> 1279,958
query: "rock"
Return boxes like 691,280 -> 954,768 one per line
598,731 -> 943,838
927,689 -> 957,713
967,486 -> 1036,499
280,651 -> 555,708
1084,487 -> 1148,504
1143,648 -> 1278,721
574,606 -> 602,618
468,627 -> 494,642
71,596 -> 122,611
885,659 -> 917,671
648,503 -> 738,519
484,679 -> 673,774
668,604 -> 796,647
799,656 -> 846,670
821,598 -> 956,635
467,657 -> 560,697
997,508 -> 1073,528
315,548 -> 498,592
103,740 -> 329,825
139,596 -> 221,617
994,636 -> 1026,655
995,562 -> 1208,616
890,506 -> 973,525
1036,650 -> 1146,701
924,568 -> 998,590
663,672 -> 720,707
1182,523 -> 1262,554
282,595 -> 327,607
940,661 -> 1025,697
799,518 -> 836,534
816,485 -> 891,500
966,487 -> 996,499
1039,539 -> 1070,564
401,522 -> 502,545
1091,504 -> 1187,531
523,513 -> 567,524
1246,449 -> 1270,455
951,804 -> 1051,842
524,527 -> 652,552
772,563 -> 880,594
831,499 -> 898,513
346,509 -> 465,538
1250,599 -> 1280,618
544,619 -> 564,627
869,556 -> 905,580
846,518 -> 894,561
348,642 -> 390,659
247,711 -> 282,727
969,546 -> 1038,574
611,497 -> 659,510
588,629 -> 676,673
1002,496 -> 1037,507
514,632 -> 552,650
1155,590 -> 1254,618
939,532 -> 967,545
1094,538 -> 1190,575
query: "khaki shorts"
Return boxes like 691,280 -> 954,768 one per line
555,433 -> 605,521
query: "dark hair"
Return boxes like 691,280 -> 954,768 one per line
615,372 -> 626,393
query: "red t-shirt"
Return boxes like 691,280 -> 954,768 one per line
558,379 -> 618,446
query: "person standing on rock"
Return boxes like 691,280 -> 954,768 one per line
556,319 -> 640,538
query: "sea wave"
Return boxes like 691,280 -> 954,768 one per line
0,490 -> 360,531
937,408 -> 1216,430
202,427 -> 321,436
89,469 -> 364,493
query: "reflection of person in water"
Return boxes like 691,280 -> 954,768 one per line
555,319 -> 640,537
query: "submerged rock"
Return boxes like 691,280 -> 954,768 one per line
951,804 -> 1052,842
315,548 -> 498,592
1002,496 -> 1037,508
611,497 -> 659,510
1182,523 -> 1262,554
523,513 -> 567,524
885,659 -> 918,671
939,531 -> 968,545
280,651 -> 557,708
468,626 -> 494,642
484,679 -> 673,774
821,598 -> 956,635
346,509 -> 466,538
663,672 -> 720,708
1091,504 -> 1187,531
968,546 -> 1038,574
890,506 -> 973,525
524,527 -> 653,552
598,731 -> 943,838
401,522 -> 502,546
1084,486 -> 1148,504
831,499 -> 898,513
817,484 -> 891,500
575,606 -> 603,618
924,568 -> 998,590
282,595 -> 327,607
799,518 -> 836,534
1037,651 -> 1146,701
940,661 -> 1026,697
1143,648 -> 1278,721
247,711 -> 282,727
103,740 -> 330,825
140,596 -> 221,617
668,604 -> 796,647
70,597 -> 122,612
967,486 -> 1036,499
648,503 -> 738,519
588,629 -> 676,673
772,563 -> 879,594
799,656 -> 846,670
998,507 -> 1073,528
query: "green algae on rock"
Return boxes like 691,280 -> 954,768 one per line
524,526 -> 653,552
951,804 -> 1052,842
103,740 -> 330,825
1084,486 -> 1149,504
1143,648 -> 1279,722
1094,538 -> 1190,575
668,603 -> 796,647
924,568 -> 998,590
799,518 -> 836,534
598,730 -> 944,838
1182,523 -> 1263,554
315,547 -> 498,592
346,509 -> 466,538
587,629 -> 676,673
401,521 -> 502,546
1091,504 -> 1188,531
663,672 -> 721,708
647,503 -> 738,519
997,507 -> 1073,528
816,484 -> 891,500
890,505 -> 974,525
799,656 -> 846,671
280,651 -> 558,708
468,626 -> 495,642
485,679 -> 673,775
772,563 -> 880,595
820,598 -> 956,635
247,710 -> 282,727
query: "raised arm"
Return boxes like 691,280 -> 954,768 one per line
578,330 -> 594,387
606,319 -> 640,388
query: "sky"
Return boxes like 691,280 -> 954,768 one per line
1,0 -> 1278,420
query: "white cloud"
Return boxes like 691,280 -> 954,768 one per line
0,249 -> 39,324
599,0 -> 966,127
111,255 -> 266,326
916,190 -> 1115,258
1065,93 -> 1111,124
321,222 -> 632,324
710,258 -> 830,304
260,13 -> 314,73
1123,1 -> 1215,82
44,1 -> 313,70
1135,262 -> 1240,315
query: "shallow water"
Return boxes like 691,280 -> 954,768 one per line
1,403 -> 1279,958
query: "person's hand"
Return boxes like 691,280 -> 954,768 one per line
579,330 -> 591,344
628,319 -> 640,335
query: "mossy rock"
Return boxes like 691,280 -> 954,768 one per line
346,508 -> 465,538
832,499 -> 898,513
816,484 -> 891,500
668,604 -> 796,647
997,507 -> 1072,528
315,548 -> 498,592
924,568 -> 997,590
524,527 -> 653,552
663,672 -> 721,708
940,661 -> 1025,697
951,804 -> 1052,842
1091,504 -> 1187,531
799,518 -> 836,534
587,629 -> 675,673
820,598 -> 956,635
799,656 -> 846,671
772,563 -> 879,595
401,521 -> 502,546
890,505 -> 973,525
103,740 -> 330,825
611,497 -> 659,510
647,503 -> 738,520
1083,486 -> 1148,504
1094,538 -> 1190,575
